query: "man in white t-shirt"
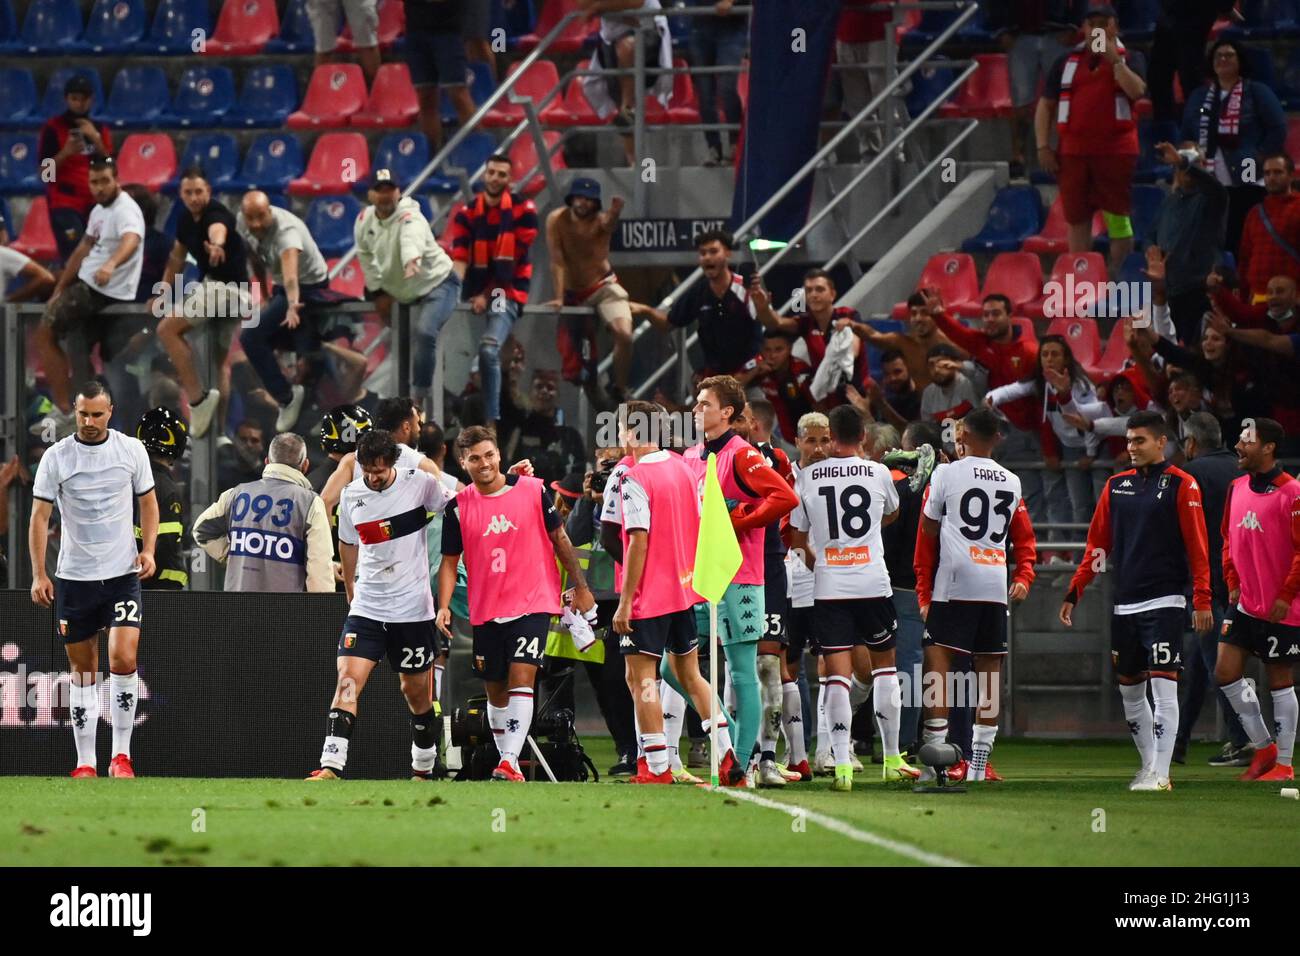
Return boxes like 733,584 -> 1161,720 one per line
33,157 -> 144,438
0,245 -> 55,303
29,381 -> 159,779
788,405 -> 919,792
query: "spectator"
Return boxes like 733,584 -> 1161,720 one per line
835,1 -> 906,162
986,1 -> 1080,179
219,419 -> 267,491
404,0 -> 477,151
462,0 -> 498,83
1208,271 -> 1298,333
307,0 -> 380,83
691,0 -> 747,166
1148,144 -> 1229,345
920,343 -> 979,425
499,369 -> 587,485
645,230 -> 763,378
752,330 -> 816,445
122,185 -> 171,304
0,455 -> 28,581
38,74 -> 115,260
0,243 -> 55,303
458,336 -> 528,431
1036,5 -> 1147,274
354,168 -> 461,409
194,431 -> 334,592
851,290 -> 962,388
154,166 -> 252,439
33,157 -> 143,438
870,348 -> 922,427
751,268 -> 870,406
544,179 -> 632,401
447,154 -> 540,428
1205,310 -> 1300,454
1148,1 -> 1238,130
1235,153 -> 1300,303
1181,38 -> 1286,255
987,334 -> 1106,539
1173,410 -> 1248,765
237,190 -> 337,433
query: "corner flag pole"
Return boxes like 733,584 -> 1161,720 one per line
709,601 -> 719,788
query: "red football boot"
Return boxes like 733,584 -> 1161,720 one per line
108,754 -> 135,778
491,760 -> 525,782
983,763 -> 1004,782
786,759 -> 813,782
946,759 -> 969,783
717,749 -> 749,787
627,766 -> 673,784
1255,762 -> 1294,782
70,765 -> 97,778
1240,742 -> 1278,781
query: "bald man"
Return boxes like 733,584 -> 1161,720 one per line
236,191 -> 335,432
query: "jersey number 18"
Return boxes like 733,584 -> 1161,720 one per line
818,484 -> 872,539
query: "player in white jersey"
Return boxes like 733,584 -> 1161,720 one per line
307,430 -> 457,780
29,382 -> 159,778
788,405 -> 919,791
916,408 -> 1037,781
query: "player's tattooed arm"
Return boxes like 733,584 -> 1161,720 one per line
549,526 -> 595,613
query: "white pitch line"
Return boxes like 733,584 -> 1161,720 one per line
708,786 -> 971,867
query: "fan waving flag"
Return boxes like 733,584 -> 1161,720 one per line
693,453 -> 742,603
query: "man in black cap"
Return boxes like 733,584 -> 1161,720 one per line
38,74 -> 116,260
544,177 -> 631,402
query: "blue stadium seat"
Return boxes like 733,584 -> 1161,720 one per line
7,0 -> 82,54
264,0 -> 316,53
369,131 -> 431,192
1222,0 -> 1300,38
135,0 -> 209,54
164,133 -> 240,193
441,62 -> 498,124
1119,0 -> 1158,40
422,132 -> 498,193
902,5 -> 990,45
40,68 -> 107,122
101,66 -> 170,129
75,0 -> 146,53
236,133 -> 306,191
163,66 -> 235,128
1243,44 -> 1280,93
1130,184 -> 1165,247
1117,250 -> 1146,289
905,59 -> 957,118
0,195 -> 11,238
0,68 -> 39,129
1280,46 -> 1300,108
961,186 -> 1043,253
412,193 -> 434,222
494,0 -> 536,41
0,0 -> 17,46
0,133 -> 42,194
226,65 -> 298,129
305,194 -> 363,256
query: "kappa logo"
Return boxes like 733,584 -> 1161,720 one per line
1119,479 -> 1133,488
482,514 -> 519,536
1289,643 -> 1300,656
619,635 -> 634,648
1237,510 -> 1264,532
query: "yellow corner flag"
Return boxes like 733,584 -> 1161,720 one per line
693,453 -> 742,604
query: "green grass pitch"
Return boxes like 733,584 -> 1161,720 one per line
3,739 -> 1297,867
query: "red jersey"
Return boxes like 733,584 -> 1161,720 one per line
933,309 -> 1040,431
38,112 -> 115,216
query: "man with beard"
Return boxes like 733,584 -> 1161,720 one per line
544,178 -> 632,401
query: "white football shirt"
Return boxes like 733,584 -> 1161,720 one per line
785,463 -> 815,607
922,457 -> 1024,604
599,461 -> 632,526
338,467 -> 455,622
79,190 -> 145,301
32,430 -> 154,580
789,455 -> 897,600
352,442 -> 426,482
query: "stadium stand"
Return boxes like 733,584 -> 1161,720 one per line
74,0 -> 146,53
163,133 -> 240,193
0,133 -> 40,194
288,132 -> 371,195
114,132 -> 177,190
204,0 -> 279,55
287,63 -> 369,129
961,186 -> 1043,253
235,132 -> 306,191
6,0 -> 83,55
163,65 -> 236,128
226,65 -> 298,128
10,195 -> 56,260
100,65 -> 170,129
306,194 -> 364,256
350,62 -> 419,128
134,0 -> 208,54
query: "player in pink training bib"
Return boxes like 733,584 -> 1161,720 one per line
436,425 -> 595,782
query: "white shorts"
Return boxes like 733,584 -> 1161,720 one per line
308,0 -> 379,53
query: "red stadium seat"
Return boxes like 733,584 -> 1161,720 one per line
737,69 -> 749,111
327,257 -> 365,298
1022,195 -> 1106,255
350,62 -> 418,128
938,53 -> 1012,118
1094,317 -> 1133,380
1045,315 -> 1102,369
666,59 -> 701,124
437,201 -> 465,252
1024,251 -> 1109,320
890,252 -> 981,319
287,63 -> 367,129
1288,116 -> 1300,162
982,251 -> 1044,313
288,132 -> 371,195
482,61 -> 561,127
205,0 -> 279,54
539,78 -> 604,127
116,133 -> 177,190
515,0 -> 593,55
337,0 -> 403,51
1012,315 -> 1038,346
12,196 -> 57,261
508,130 -> 565,197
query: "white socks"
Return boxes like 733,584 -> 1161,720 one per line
701,715 -> 734,756
825,675 -> 853,765
660,681 -> 686,771
498,687 -> 534,769
434,663 -> 444,704
1272,686 -> 1298,766
109,672 -> 138,758
642,732 -> 669,774
816,677 -> 829,758
922,717 -> 948,746
1221,677 -> 1272,748
1149,676 -> 1179,778
872,667 -> 902,759
781,680 -> 807,765
1119,681 -> 1155,770
970,724 -> 997,780
69,682 -> 100,769
758,655 -> 783,760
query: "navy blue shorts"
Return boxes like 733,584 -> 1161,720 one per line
814,597 -> 897,653
338,615 -> 439,673
55,573 -> 142,644
924,600 -> 1009,657
404,28 -> 468,88
472,612 -> 550,682
763,553 -> 789,646
622,608 -> 698,658
1220,611 -> 1300,664
1111,606 -> 1185,677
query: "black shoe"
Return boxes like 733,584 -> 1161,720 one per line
1208,742 -> 1255,767
1172,739 -> 1187,765
609,755 -> 635,776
